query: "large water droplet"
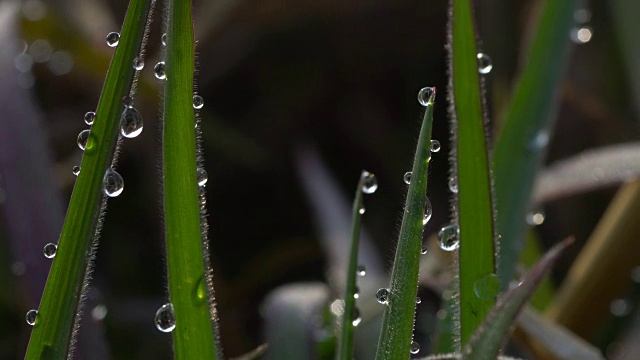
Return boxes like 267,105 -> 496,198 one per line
376,288 -> 390,304
448,178 -> 458,194
120,107 -> 143,138
356,265 -> 366,276
161,33 -> 167,46
154,62 -> 166,80
72,166 -> 81,176
362,172 -> 378,194
84,111 -> 95,125
103,168 -> 124,197
155,303 -> 176,332
43,243 -> 57,258
474,274 -> 500,300
430,139 -> 441,153
526,210 -> 545,226
106,32 -> 120,47
410,341 -> 420,354
26,309 -> 38,326
477,53 -> 492,74
193,95 -> 204,109
133,57 -> 144,70
417,87 -> 435,106
77,129 -> 90,150
197,167 -> 208,186
423,198 -> 432,225
352,307 -> 361,327
403,172 -> 412,185
438,224 -> 460,251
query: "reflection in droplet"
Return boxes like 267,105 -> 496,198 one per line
438,223 -> 460,251
362,171 -> 378,194
103,168 -> 124,197
376,288 -> 390,304
477,53 -> 493,74
155,303 -> 176,332
106,32 -> 120,47
410,341 -> 420,354
26,309 -> 38,326
43,243 -> 57,258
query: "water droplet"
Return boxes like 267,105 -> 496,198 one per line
353,286 -> 360,299
106,32 -> 120,47
26,309 -> 38,326
474,274 -> 500,300
410,341 -> 420,354
155,303 -> 176,332
193,95 -> 204,109
423,198 -> 432,225
526,210 -> 545,226
122,95 -> 133,108
161,33 -> 167,46
43,243 -> 57,258
362,171 -> 378,194
570,27 -> 593,44
84,111 -> 95,125
420,245 -> 428,255
358,207 -> 365,215
415,296 -> 422,304
72,166 -> 80,176
403,172 -> 412,185
195,277 -> 207,303
356,265 -> 366,276
120,107 -> 143,138
197,167 -> 208,186
448,178 -> 458,194
133,56 -> 144,70
477,53 -> 492,74
103,168 -> 124,197
610,299 -> 632,317
376,288 -> 390,304
154,62 -> 166,80
352,307 -> 361,326
529,130 -> 550,151
417,87 -> 435,106
77,129 -> 90,150
438,223 -> 460,251
430,139 -> 441,153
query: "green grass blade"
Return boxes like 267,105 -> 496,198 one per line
162,0 -> 222,358
24,1 -> 152,358
335,171 -> 367,360
492,0 -> 576,289
449,0 -> 497,346
375,88 -> 435,360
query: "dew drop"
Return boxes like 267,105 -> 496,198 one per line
356,265 -> 366,277
120,107 -> 143,138
154,303 -> 176,332
353,286 -> 360,299
133,56 -> 144,70
154,62 -> 166,80
477,53 -> 493,74
415,296 -> 422,304
103,168 -> 124,197
161,33 -> 167,46
417,87 -> 435,106
570,27 -> 593,44
420,245 -> 428,255
376,288 -> 390,304
358,207 -> 365,215
403,172 -> 412,185
438,223 -> 460,251
526,210 -> 545,226
362,171 -> 378,194
448,178 -> 458,194
195,277 -> 207,303
77,129 -> 90,150
197,167 -> 208,186
430,139 -> 441,153
106,32 -> 120,47
193,95 -> 204,109
474,273 -> 500,300
84,111 -> 95,125
26,309 -> 38,326
352,307 -> 361,327
410,341 -> 420,354
72,166 -> 81,176
43,243 -> 57,258
423,198 -> 432,225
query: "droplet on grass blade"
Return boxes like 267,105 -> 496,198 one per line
448,178 -> 459,194
43,243 -> 57,258
77,129 -> 90,150
404,172 -> 412,185
376,288 -> 390,304
84,111 -> 95,125
106,32 -> 120,47
352,307 -> 361,326
477,53 -> 493,74
154,62 -> 166,80
26,309 -> 38,326
72,166 -> 80,176
430,139 -> 441,153
417,87 -> 435,106
423,198 -> 432,225
362,171 -> 378,194
356,265 -> 366,276
474,273 -> 500,300
410,341 -> 420,354
133,57 -> 144,70
193,95 -> 204,109
103,168 -> 124,197
155,303 -> 176,332
120,107 -> 143,138
438,224 -> 459,251
197,168 -> 208,186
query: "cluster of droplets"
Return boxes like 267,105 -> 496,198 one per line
154,303 -> 176,332
570,8 -> 593,44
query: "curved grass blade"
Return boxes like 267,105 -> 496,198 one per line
335,171 -> 367,360
162,0 -> 222,358
24,1 -> 153,358
449,0 -> 497,346
375,88 -> 435,360
492,0 -> 577,289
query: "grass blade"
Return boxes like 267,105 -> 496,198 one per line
24,1 -> 153,358
162,0 -> 222,358
335,171 -> 367,360
375,88 -> 435,360
449,0 -> 497,346
492,0 -> 576,289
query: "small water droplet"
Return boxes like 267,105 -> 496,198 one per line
526,210 -> 545,226
423,198 -> 432,225
376,288 -> 390,304
43,243 -> 57,258
84,111 -> 95,125
353,286 -> 360,299
438,223 -> 459,251
122,95 -> 133,108
161,33 -> 167,46
420,245 -> 428,255
448,178 -> 458,194
362,171 -> 378,194
410,341 -> 420,354
474,273 -> 500,300
403,172 -> 412,185
570,27 -> 593,44
415,296 -> 422,304
356,265 -> 366,276
529,130 -> 550,151
417,87 -> 435,106
154,62 -> 166,80
430,139 -> 441,153
103,168 -> 124,197
330,299 -> 344,316
26,309 -> 38,326
193,95 -> 204,109
106,32 -> 120,47
133,56 -> 144,70
72,166 -> 81,176
155,303 -> 176,332
197,167 -> 208,186
120,107 -> 143,138
477,53 -> 492,74
352,307 -> 361,326
195,277 -> 207,303
77,129 -> 90,150
358,207 -> 365,215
